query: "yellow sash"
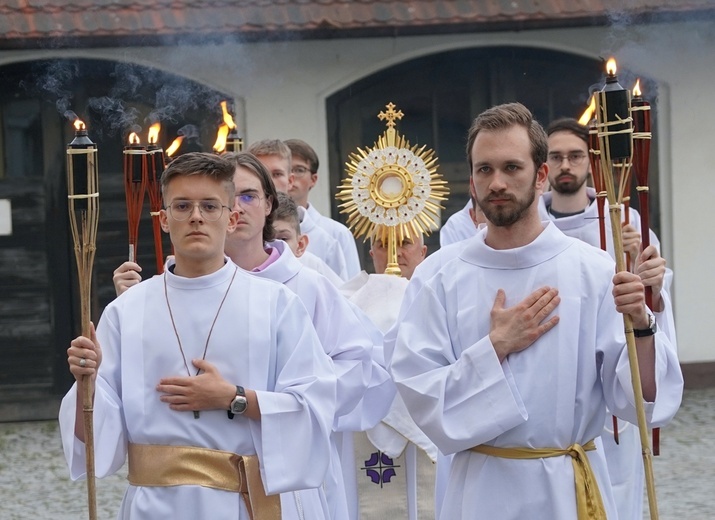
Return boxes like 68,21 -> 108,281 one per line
127,443 -> 281,520
470,440 -> 606,520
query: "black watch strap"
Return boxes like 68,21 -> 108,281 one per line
633,314 -> 657,338
227,385 -> 246,420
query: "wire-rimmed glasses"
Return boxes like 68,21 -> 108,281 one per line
166,200 -> 230,221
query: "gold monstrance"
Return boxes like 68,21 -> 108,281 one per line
337,103 -> 448,276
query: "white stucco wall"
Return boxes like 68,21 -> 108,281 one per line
2,20 -> 713,363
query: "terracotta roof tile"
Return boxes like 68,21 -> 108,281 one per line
0,1 -> 713,49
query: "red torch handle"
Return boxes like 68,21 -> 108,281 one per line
151,217 -> 164,274
588,126 -> 608,251
147,148 -> 165,274
632,96 -> 658,455
632,98 -> 653,311
123,147 -> 148,263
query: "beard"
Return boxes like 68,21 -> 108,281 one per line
477,182 -> 537,227
550,171 -> 588,195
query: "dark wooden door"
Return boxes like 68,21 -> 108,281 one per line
0,59 -> 230,421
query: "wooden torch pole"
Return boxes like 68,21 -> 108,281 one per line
66,119 -> 99,520
596,89 -> 659,520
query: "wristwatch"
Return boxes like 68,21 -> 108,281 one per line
633,313 -> 657,338
227,385 -> 247,419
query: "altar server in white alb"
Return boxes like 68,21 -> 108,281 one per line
390,103 -> 683,520
542,117 -> 676,344
60,153 -> 337,519
219,153 -> 389,520
285,139 -> 361,279
339,225 -> 436,520
439,199 -> 476,247
543,117 -> 678,520
269,192 -> 341,287
247,139 -> 348,281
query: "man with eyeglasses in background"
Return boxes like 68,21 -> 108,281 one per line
285,139 -> 361,280
541,118 -> 678,520
542,118 -> 647,263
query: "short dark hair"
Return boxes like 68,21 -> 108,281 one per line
161,152 -> 235,202
466,102 -> 548,170
546,118 -> 589,145
284,139 -> 319,173
274,192 -> 302,236
222,151 -> 278,242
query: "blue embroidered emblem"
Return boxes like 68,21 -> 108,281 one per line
362,451 -> 400,487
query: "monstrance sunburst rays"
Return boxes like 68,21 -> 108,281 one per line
336,102 -> 449,275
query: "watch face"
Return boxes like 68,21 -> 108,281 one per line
230,395 -> 248,414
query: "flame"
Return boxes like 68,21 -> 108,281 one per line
606,57 -> 617,76
220,101 -> 236,130
213,124 -> 230,153
129,132 -> 141,145
578,96 -> 596,126
73,119 -> 86,131
633,79 -> 642,98
148,123 -> 161,144
166,136 -> 184,157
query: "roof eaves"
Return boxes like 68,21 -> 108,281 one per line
0,8 -> 713,51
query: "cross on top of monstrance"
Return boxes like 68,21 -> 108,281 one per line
378,102 -> 404,128
336,102 -> 449,276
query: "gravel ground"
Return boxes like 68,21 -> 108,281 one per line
0,387 -> 712,519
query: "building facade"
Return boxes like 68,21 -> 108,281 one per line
1,2 -> 713,420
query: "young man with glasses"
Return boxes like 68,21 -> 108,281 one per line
60,152 -> 337,519
285,139 -> 361,279
542,118 -> 647,261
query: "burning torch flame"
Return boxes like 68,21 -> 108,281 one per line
213,124 -> 230,153
578,96 -> 596,126
633,79 -> 642,98
148,123 -> 161,145
129,132 -> 141,145
166,136 -> 184,157
606,58 -> 617,76
73,119 -> 86,131
220,101 -> 237,130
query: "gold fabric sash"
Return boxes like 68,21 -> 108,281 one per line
470,440 -> 606,520
127,443 -> 281,520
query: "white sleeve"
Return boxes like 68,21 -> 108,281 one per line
251,293 -> 337,494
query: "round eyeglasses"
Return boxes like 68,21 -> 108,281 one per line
547,152 -> 587,166
291,165 -> 314,177
235,193 -> 263,208
166,200 -> 230,222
